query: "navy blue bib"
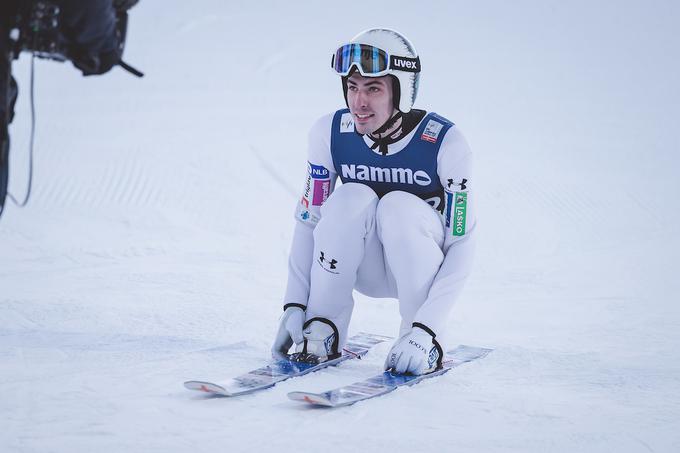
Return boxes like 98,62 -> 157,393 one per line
330,109 -> 453,213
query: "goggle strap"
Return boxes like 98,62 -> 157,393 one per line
389,55 -> 421,73
331,44 -> 421,75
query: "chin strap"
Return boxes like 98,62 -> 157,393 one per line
366,109 -> 427,156
367,111 -> 403,156
371,111 -> 403,137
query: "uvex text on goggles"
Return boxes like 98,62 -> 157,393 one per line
331,43 -> 421,76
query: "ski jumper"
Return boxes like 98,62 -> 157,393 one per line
283,109 -> 476,347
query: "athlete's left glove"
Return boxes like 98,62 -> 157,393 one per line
271,304 -> 305,359
384,324 -> 443,375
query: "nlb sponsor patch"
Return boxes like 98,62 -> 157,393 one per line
421,120 -> 444,143
306,162 -> 330,206
307,162 -> 330,179
340,113 -> 354,133
452,192 -> 468,236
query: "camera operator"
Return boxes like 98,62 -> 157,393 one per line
1,0 -> 140,219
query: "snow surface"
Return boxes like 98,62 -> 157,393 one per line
2,1 -> 680,452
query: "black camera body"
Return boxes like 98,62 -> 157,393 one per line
8,0 -> 140,68
10,1 -> 68,62
0,0 -> 141,219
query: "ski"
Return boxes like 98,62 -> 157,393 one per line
184,332 -> 391,397
288,344 -> 492,407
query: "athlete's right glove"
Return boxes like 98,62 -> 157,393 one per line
384,324 -> 443,375
271,304 -> 305,359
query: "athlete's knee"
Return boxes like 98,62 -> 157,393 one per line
377,190 -> 424,217
376,191 -> 444,249
377,190 -> 426,231
320,182 -> 378,221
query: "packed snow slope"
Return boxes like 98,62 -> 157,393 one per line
2,1 -> 680,452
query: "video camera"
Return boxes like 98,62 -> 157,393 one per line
0,0 -> 143,220
7,0 -> 143,77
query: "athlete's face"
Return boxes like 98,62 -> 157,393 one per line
346,73 -> 397,135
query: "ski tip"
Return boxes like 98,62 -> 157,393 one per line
184,380 -> 232,396
287,391 -> 333,407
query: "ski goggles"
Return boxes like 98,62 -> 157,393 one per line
331,43 -> 421,77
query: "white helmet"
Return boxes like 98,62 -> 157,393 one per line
332,28 -> 421,113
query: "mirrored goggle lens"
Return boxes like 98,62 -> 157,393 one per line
332,44 -> 389,75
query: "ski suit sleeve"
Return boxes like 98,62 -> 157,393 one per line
282,114 -> 337,308
413,127 -> 476,335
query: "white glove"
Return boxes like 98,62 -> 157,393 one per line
271,305 -> 305,359
294,318 -> 339,361
384,325 -> 442,375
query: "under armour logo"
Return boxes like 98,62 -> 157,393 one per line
319,251 -> 337,269
318,251 -> 339,274
447,178 -> 467,190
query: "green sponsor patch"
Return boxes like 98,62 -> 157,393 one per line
453,192 -> 467,236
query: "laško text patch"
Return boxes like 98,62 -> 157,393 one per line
452,192 -> 467,236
